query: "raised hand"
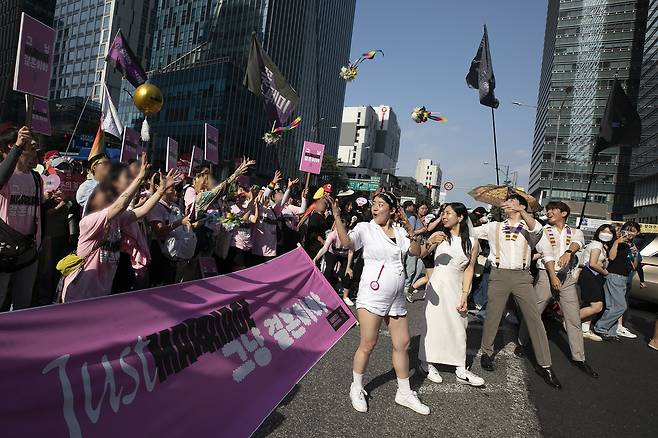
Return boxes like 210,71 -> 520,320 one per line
159,168 -> 184,192
288,178 -> 300,189
428,231 -> 447,246
137,153 -> 150,180
15,126 -> 32,149
234,156 -> 256,177
271,170 -> 283,187
325,194 -> 340,215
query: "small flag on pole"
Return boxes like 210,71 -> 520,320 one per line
101,84 -> 123,139
466,25 -> 499,109
105,30 -> 147,88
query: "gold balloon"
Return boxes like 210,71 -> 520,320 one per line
133,83 -> 164,114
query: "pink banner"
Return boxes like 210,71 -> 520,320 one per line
120,127 -> 139,162
166,137 -> 178,172
31,96 -> 51,135
299,141 -> 325,174
204,123 -> 219,165
0,248 -> 355,438
13,13 -> 56,99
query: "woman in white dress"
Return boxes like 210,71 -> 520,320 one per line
330,192 -> 430,415
418,203 -> 484,387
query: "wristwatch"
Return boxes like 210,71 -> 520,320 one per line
565,250 -> 573,254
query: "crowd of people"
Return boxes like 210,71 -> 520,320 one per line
1,126 -> 657,417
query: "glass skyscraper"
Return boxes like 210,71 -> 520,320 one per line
633,0 -> 658,223
49,0 -> 155,105
119,0 -> 356,178
530,0 -> 648,220
0,0 -> 56,127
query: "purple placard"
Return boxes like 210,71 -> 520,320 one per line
188,144 -> 203,176
13,13 -> 56,99
0,248 -> 356,438
30,97 -> 51,135
120,127 -> 139,162
166,137 -> 178,172
299,141 -> 325,175
204,123 -> 219,165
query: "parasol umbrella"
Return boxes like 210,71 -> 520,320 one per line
468,184 -> 541,212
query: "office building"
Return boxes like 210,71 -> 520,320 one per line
415,158 -> 442,205
120,0 -> 356,178
338,105 -> 377,168
0,0 -> 56,128
49,0 -> 156,106
338,105 -> 400,173
529,0 -> 648,220
633,0 -> 658,223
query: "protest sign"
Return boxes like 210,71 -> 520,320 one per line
13,13 -> 56,99
120,127 -> 139,162
166,138 -> 178,172
0,248 -> 355,438
204,123 -> 219,165
31,97 -> 51,135
299,141 -> 325,175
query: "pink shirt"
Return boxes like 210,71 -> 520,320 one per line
63,208 -> 131,303
230,202 -> 253,251
325,230 -> 348,255
184,186 -> 196,215
0,170 -> 42,245
252,205 -> 278,257
282,204 -> 303,229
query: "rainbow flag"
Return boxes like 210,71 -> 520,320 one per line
88,124 -> 106,162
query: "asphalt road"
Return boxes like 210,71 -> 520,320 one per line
254,298 -> 658,438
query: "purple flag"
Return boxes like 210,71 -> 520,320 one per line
204,123 -> 219,165
105,30 -> 147,88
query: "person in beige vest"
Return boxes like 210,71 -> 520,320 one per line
518,201 -> 598,378
473,194 -> 561,389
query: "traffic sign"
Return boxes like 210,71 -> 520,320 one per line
443,181 -> 454,191
348,178 -> 380,192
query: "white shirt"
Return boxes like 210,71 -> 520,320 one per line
535,224 -> 584,271
473,219 -> 543,270
349,220 -> 410,295
581,240 -> 608,270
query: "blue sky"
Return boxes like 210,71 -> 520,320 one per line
344,0 -> 548,204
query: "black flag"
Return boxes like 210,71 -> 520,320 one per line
244,34 -> 299,127
466,25 -> 499,109
595,79 -> 641,154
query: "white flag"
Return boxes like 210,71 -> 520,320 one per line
101,84 -> 123,138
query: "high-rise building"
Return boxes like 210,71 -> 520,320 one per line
632,0 -> 658,223
0,0 -> 56,128
120,0 -> 356,178
415,158 -> 442,205
49,0 -> 156,105
338,105 -> 377,168
529,0 -> 649,220
337,105 -> 401,180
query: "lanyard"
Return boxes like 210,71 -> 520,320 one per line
546,225 -> 571,248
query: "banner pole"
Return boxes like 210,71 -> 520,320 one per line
491,107 -> 500,186
64,94 -> 91,154
304,172 -> 311,192
577,150 -> 599,230
24,94 -> 34,129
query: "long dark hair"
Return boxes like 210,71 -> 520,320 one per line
444,202 -> 472,258
592,224 -> 616,253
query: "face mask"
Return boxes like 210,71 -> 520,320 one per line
599,232 -> 613,242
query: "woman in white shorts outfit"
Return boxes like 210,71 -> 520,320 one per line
330,192 -> 430,416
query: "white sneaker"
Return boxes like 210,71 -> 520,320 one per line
343,297 -> 355,307
581,322 -> 591,333
617,326 -> 638,339
583,331 -> 602,342
349,383 -> 368,413
455,369 -> 485,387
420,362 -> 443,383
395,389 -> 430,415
